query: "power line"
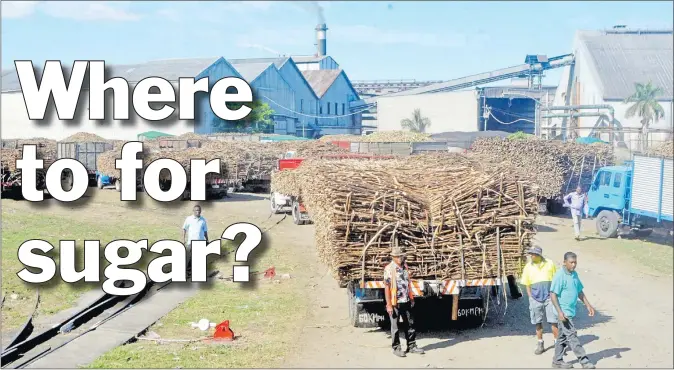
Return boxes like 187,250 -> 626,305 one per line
258,94 -> 373,119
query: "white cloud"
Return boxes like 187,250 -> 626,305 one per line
1,1 -> 140,21
331,25 -> 468,48
1,1 -> 39,19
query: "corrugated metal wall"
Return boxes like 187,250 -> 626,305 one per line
253,66 -> 296,132
376,90 -> 480,133
317,73 -> 361,135
194,59 -> 247,135
320,57 -> 340,70
276,61 -> 318,137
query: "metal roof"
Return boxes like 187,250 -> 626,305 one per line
301,69 -> 342,98
578,30 -> 673,100
1,57 -> 224,92
228,57 -> 289,69
229,60 -> 275,82
291,55 -> 327,63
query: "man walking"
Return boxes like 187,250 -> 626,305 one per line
520,245 -> 558,355
564,186 -> 587,240
182,205 -> 208,275
384,247 -> 424,358
550,252 -> 596,369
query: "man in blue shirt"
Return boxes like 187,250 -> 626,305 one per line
550,252 -> 596,369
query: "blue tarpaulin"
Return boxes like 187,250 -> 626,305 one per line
575,137 -> 607,145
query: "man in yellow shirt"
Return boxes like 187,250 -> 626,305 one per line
521,245 -> 559,355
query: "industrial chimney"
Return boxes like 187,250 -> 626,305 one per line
315,23 -> 327,57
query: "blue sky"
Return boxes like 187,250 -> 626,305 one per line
2,1 -> 673,85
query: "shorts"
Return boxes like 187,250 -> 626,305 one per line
529,297 -> 558,325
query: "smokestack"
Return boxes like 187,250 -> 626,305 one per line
316,23 -> 327,57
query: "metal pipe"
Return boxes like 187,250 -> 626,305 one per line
542,104 -> 614,112
542,112 -> 610,119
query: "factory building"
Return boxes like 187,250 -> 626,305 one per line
226,58 -> 297,135
301,69 -> 362,136
546,28 -> 673,149
1,21 -> 364,140
1,57 -> 243,140
376,86 -> 556,135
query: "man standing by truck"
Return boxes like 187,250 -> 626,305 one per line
520,245 -> 558,355
550,252 -> 596,369
564,186 -> 587,241
384,247 -> 424,358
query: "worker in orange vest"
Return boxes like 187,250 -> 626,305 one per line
384,247 -> 425,357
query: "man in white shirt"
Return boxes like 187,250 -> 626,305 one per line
183,205 -> 208,275
563,187 -> 587,241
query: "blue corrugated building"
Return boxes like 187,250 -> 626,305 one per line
227,59 -> 296,134
302,69 -> 362,135
229,57 -> 322,138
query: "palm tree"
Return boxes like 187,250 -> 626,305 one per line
400,109 -> 431,133
624,81 -> 665,150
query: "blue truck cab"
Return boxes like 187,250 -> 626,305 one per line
587,155 -> 673,238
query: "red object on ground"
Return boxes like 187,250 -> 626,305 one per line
213,320 -> 235,341
264,266 -> 276,279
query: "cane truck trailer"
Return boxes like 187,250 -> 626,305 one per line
1,143 -> 52,196
270,153 -> 514,329
588,154 -> 673,238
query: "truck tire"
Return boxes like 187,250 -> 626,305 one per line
97,176 -> 104,189
292,201 -> 303,225
270,193 -> 281,214
596,210 -> 619,238
61,171 -> 73,191
181,186 -> 191,201
347,282 -> 358,327
115,179 -> 121,192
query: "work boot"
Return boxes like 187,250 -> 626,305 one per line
581,362 -> 596,369
407,344 -> 425,354
552,361 -> 573,369
393,347 -> 406,357
535,341 -> 545,355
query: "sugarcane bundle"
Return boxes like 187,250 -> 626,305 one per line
1,149 -> 23,172
271,153 -> 537,284
644,140 -> 673,159
143,148 -> 230,181
96,143 -> 154,178
319,131 -> 432,143
61,132 -> 108,143
470,137 -> 614,199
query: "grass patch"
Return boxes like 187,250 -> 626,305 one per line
1,206 -> 178,332
87,228 -> 309,368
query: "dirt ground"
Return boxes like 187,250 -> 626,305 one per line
284,215 -> 674,368
3,189 -> 673,368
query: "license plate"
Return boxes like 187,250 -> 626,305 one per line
212,185 -> 220,189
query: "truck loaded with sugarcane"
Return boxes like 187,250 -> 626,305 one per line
1,140 -> 55,198
271,152 -> 531,329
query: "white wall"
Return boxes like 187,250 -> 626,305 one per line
1,86 -> 198,141
376,90 -> 479,134
549,35 -> 673,149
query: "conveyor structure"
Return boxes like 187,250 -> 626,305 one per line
355,54 -> 575,109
